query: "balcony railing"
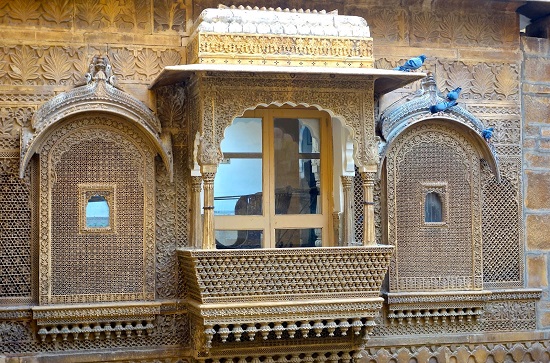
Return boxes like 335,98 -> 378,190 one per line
177,245 -> 393,361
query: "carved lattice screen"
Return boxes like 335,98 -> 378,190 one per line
482,176 -> 522,287
386,124 -> 482,292
0,155 -> 34,303
39,116 -> 156,304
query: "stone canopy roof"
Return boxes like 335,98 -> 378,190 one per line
193,5 -> 371,38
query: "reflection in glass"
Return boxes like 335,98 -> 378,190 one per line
216,230 -> 263,249
274,118 -> 321,215
425,192 -> 443,223
275,228 -> 321,248
214,118 -> 263,216
86,195 -> 110,228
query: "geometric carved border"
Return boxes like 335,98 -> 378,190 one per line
0,153 -> 36,304
37,115 -> 156,304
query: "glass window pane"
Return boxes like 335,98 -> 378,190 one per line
86,195 -> 109,228
274,118 -> 321,215
215,118 -> 262,216
216,230 -> 263,249
275,228 -> 321,248
425,192 -> 443,223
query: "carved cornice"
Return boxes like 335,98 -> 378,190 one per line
189,6 -> 374,68
19,56 -> 173,180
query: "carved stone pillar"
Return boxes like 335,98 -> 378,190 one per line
341,175 -> 355,246
190,175 -> 203,248
360,171 -> 376,246
201,168 -> 216,249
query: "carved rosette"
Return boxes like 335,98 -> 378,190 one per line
177,246 -> 393,360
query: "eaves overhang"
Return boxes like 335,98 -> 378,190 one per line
149,64 -> 426,96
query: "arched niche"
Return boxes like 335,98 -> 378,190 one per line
383,121 -> 484,292
22,57 -> 170,305
36,113 -> 157,305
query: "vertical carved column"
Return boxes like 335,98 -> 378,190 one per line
201,169 -> 216,249
190,175 -> 203,248
361,171 -> 376,246
332,212 -> 341,247
341,175 -> 355,246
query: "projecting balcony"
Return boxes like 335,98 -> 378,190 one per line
177,245 -> 393,359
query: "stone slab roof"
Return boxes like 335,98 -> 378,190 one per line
193,5 -> 370,38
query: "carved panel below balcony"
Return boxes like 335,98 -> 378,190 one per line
32,302 -> 161,342
177,246 -> 393,360
386,291 -> 490,326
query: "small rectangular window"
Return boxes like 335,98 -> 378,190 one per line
78,184 -> 116,234
421,182 -> 447,227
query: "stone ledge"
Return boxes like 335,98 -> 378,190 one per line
32,302 -> 162,342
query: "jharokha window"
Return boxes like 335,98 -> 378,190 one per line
214,109 -> 332,249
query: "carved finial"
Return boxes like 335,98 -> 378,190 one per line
85,56 -> 117,86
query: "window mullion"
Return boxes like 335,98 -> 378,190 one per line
264,109 -> 275,248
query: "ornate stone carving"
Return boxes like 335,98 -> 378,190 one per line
378,75 -> 499,180
20,55 -> 173,180
189,6 -> 373,68
33,302 -> 161,342
37,116 -> 156,305
0,154 -> 34,304
364,340 -> 550,363
385,123 -> 483,292
178,246 -> 393,359
189,72 -> 375,172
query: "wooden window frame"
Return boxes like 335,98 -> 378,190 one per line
215,108 -> 334,248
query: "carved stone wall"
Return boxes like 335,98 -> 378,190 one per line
0,152 -> 35,305
0,0 -> 547,361
522,35 -> 550,329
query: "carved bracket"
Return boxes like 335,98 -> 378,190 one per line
386,291 -> 490,326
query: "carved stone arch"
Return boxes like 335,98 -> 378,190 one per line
384,121 -> 483,292
380,116 -> 499,182
378,75 -> 499,181
193,73 -> 376,170
216,101 -> 357,174
20,56 -> 173,180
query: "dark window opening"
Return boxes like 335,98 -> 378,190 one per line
425,192 -> 443,223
